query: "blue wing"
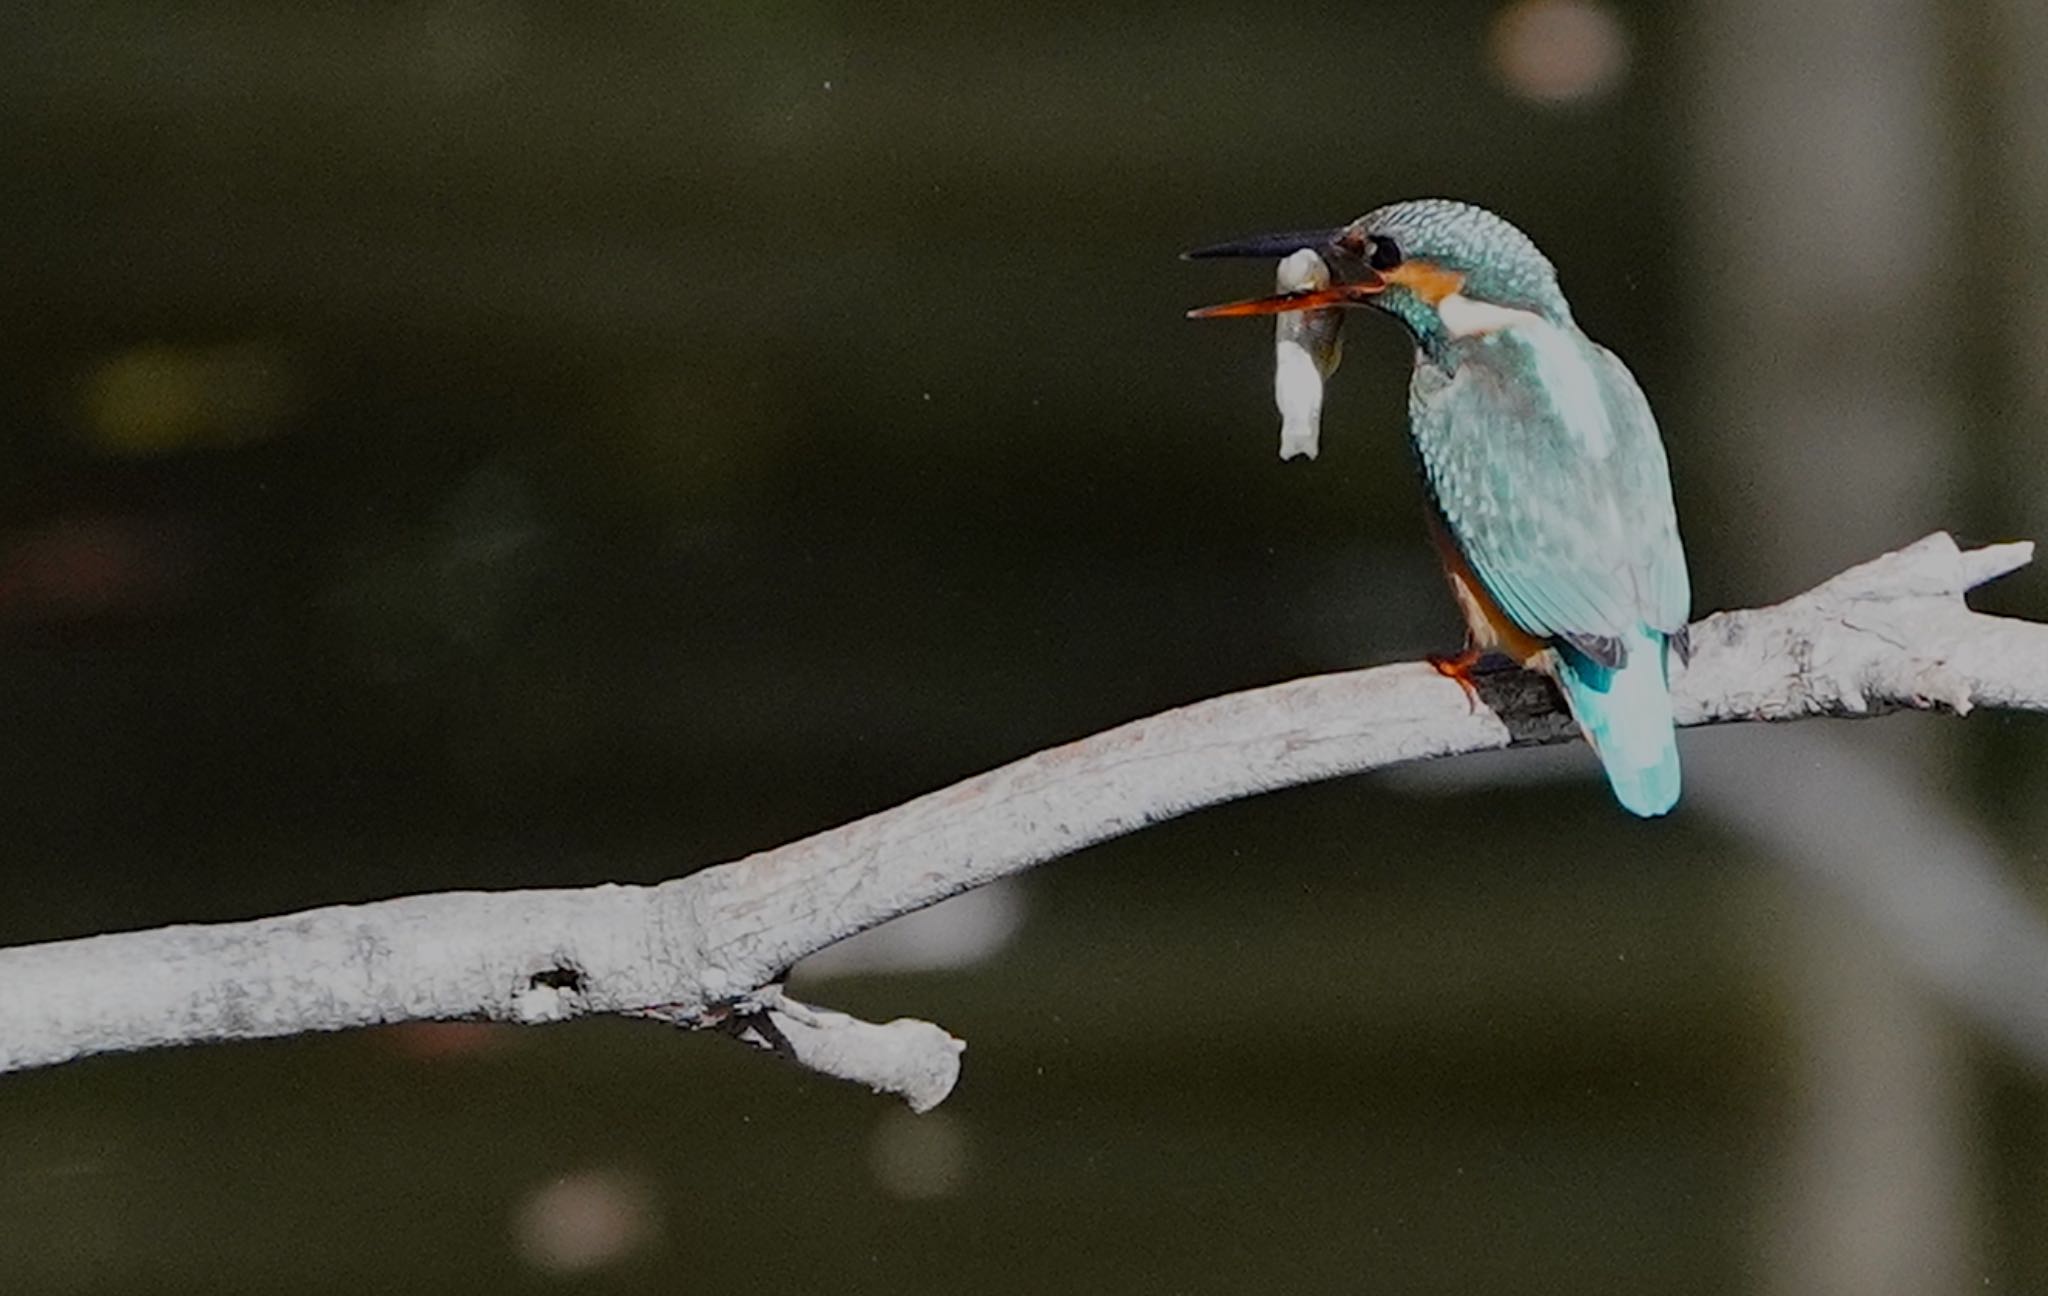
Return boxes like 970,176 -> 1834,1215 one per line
1409,322 -> 1689,817
1408,325 -> 1689,659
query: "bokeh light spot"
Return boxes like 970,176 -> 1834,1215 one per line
75,343 -> 298,457
867,1109 -> 970,1201
1488,0 -> 1631,106
511,1167 -> 660,1274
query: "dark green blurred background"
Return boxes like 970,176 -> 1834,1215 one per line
5,1 -> 2048,1292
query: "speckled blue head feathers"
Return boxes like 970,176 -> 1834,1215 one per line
1348,199 -> 1569,323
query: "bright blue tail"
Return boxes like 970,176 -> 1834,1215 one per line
1553,628 -> 1681,817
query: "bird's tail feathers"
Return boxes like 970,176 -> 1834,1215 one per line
1552,628 -> 1681,817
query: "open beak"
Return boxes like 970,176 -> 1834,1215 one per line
1183,227 -> 1385,318
1186,280 -> 1382,318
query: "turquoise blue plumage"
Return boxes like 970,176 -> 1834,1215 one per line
1405,280 -> 1688,815
1190,199 -> 1692,816
1552,633 -> 1681,817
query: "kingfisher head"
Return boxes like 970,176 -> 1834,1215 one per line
1187,199 -> 1571,344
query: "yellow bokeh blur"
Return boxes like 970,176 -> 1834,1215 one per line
76,342 -> 299,456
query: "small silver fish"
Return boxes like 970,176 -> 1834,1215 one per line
1272,249 -> 1344,460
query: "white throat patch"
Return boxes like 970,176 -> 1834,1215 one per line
1436,291 -> 1546,338
1437,293 -> 1614,459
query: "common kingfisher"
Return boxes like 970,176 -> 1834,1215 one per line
1189,199 -> 1691,817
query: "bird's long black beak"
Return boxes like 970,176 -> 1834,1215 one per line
1184,226 -> 1383,319
1181,228 -> 1349,260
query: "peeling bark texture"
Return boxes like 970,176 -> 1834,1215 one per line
0,533 -> 2040,1111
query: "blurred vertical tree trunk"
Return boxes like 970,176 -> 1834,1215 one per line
1983,3 -> 2048,1281
1983,0 -> 2048,549
1684,1 -> 1974,1293
1983,0 -> 2048,850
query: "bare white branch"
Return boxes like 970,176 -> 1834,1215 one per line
670,987 -> 966,1115
0,532 -> 2040,1109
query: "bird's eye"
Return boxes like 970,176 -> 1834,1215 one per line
1367,236 -> 1404,272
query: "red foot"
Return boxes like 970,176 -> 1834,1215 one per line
1428,646 -> 1485,714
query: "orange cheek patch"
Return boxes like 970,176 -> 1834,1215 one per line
1384,260 -> 1466,305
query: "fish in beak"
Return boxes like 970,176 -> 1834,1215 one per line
1183,227 -> 1386,319
1270,250 -> 1344,460
1186,228 -> 1380,459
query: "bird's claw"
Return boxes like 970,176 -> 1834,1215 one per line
1428,647 -> 1487,714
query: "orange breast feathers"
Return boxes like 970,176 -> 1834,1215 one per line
1426,513 -> 1549,667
